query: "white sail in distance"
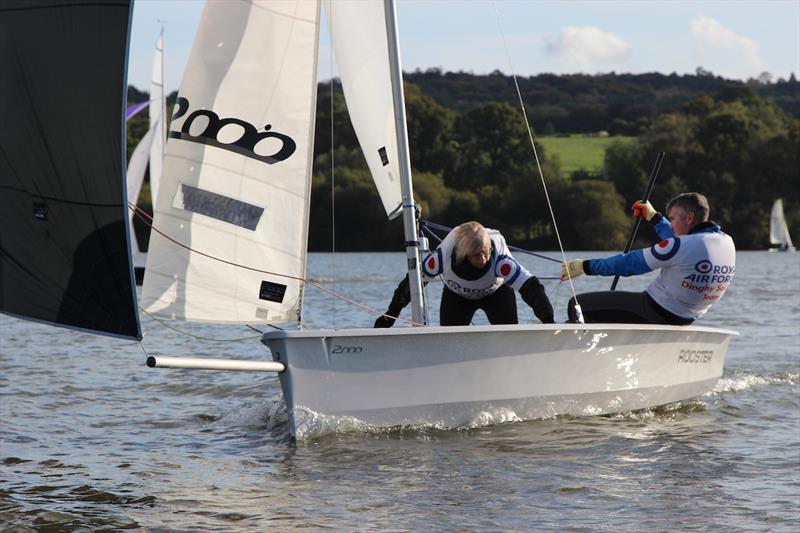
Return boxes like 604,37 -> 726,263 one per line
770,199 -> 794,249
142,0 -> 321,323
149,29 -> 165,204
324,0 -> 403,218
126,126 -> 156,259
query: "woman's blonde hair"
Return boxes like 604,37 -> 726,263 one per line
453,221 -> 491,264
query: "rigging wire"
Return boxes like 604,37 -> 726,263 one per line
130,204 -> 425,327
329,19 -> 338,330
490,0 -> 582,315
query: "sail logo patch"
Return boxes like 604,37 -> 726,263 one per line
650,238 -> 680,260
259,281 -> 287,303
169,97 -> 296,165
32,203 -> 48,220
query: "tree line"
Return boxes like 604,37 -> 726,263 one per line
405,68 -> 800,135
127,71 -> 799,251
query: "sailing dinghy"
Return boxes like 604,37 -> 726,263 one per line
769,199 -> 795,252
138,0 -> 737,438
1,0 -> 737,439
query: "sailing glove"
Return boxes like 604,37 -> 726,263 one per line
519,277 -> 555,323
560,259 -> 587,281
373,275 -> 412,328
631,200 -> 657,221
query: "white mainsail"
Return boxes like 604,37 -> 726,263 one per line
125,31 -> 167,276
126,126 -> 157,262
770,199 -> 794,250
149,29 -> 166,205
142,0 -> 321,323
324,0 -> 403,218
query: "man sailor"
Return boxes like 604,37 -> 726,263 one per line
375,221 -> 554,327
560,192 -> 736,325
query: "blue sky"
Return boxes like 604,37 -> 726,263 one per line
127,0 -> 800,94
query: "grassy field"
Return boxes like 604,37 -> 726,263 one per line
538,135 -> 635,176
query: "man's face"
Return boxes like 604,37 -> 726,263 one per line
667,206 -> 695,236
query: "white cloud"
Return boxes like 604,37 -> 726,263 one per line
545,26 -> 631,73
689,14 -> 764,77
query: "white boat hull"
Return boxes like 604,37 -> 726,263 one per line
261,324 -> 736,438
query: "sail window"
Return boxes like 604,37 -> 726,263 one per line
174,183 -> 263,231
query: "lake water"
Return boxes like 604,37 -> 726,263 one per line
1,251 -> 798,531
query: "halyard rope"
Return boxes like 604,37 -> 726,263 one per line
490,0 -> 581,308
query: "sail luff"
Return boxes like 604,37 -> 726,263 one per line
297,4 -> 323,324
126,126 -> 157,254
149,29 -> 165,205
383,0 -> 426,323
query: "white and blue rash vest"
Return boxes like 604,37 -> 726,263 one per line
586,223 -> 736,319
421,229 -> 532,300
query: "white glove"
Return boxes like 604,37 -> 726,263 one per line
560,259 -> 586,281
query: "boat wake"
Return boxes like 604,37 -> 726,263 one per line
711,369 -> 797,394
285,402 -> 703,440
260,369 -> 798,440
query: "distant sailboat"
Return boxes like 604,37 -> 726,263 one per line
127,29 -> 166,284
769,199 -> 795,252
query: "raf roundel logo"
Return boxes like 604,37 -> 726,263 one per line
422,249 -> 443,276
495,256 -> 520,283
695,259 -> 713,274
650,237 -> 681,260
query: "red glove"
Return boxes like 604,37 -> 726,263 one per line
631,200 -> 656,221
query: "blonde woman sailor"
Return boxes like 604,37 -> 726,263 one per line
374,221 -> 554,327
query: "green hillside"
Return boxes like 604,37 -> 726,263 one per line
539,135 -> 635,175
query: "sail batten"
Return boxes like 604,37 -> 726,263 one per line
141,0 -> 321,324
